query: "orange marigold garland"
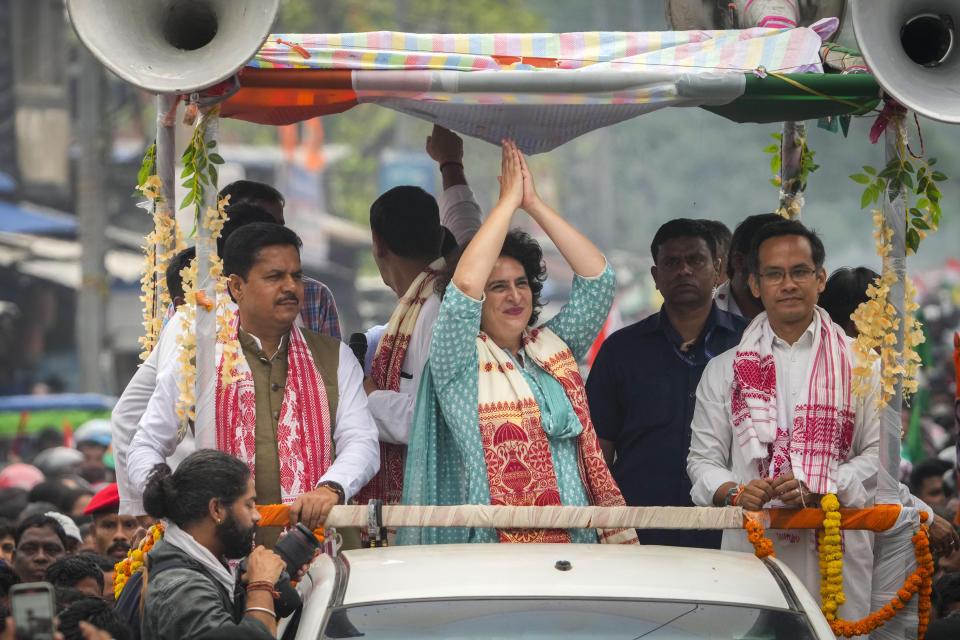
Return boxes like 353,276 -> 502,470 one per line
113,522 -> 165,599
830,512 -> 933,640
824,510 -> 933,638
916,513 -> 934,639
743,503 -> 934,638
745,515 -> 775,559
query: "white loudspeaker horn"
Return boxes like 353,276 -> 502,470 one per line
851,0 -> 960,123
66,0 -> 279,94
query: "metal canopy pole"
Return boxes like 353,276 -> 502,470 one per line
194,113 -> 219,449
879,122 -> 906,505
779,120 -> 805,220
869,117 -> 916,640
76,49 -> 108,392
155,94 -> 177,312
148,94 -> 177,349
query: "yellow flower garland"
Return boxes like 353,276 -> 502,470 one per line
826,515 -> 933,638
206,194 -> 242,386
851,264 -> 924,409
140,108 -> 234,430
215,279 -> 242,387
136,175 -> 179,362
848,119 -> 938,411
113,523 -> 165,599
175,256 -> 199,435
173,193 -> 242,431
818,494 -> 845,620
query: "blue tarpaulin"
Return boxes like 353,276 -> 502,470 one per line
0,393 -> 115,412
0,201 -> 77,235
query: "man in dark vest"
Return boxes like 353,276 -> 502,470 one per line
128,223 -> 379,545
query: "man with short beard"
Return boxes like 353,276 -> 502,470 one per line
139,450 -> 286,640
84,483 -> 138,561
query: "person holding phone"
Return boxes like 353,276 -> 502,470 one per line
8,581 -> 56,640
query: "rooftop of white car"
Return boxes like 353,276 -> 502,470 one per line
339,543 -> 794,609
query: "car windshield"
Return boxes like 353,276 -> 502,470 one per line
320,598 -> 818,639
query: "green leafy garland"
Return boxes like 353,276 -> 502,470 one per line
849,138 -> 945,254
763,130 -> 820,218
179,105 -> 225,229
134,142 -> 158,199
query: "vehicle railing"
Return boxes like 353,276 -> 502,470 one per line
253,502 -> 903,533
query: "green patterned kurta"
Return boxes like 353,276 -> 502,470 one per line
399,264 -> 615,544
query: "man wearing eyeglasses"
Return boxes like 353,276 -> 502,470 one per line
587,219 -> 747,548
687,219 -> 880,621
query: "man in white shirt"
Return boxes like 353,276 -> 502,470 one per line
128,223 -> 379,541
356,126 -> 481,505
713,213 -> 781,320
112,247 -> 196,518
687,219 -> 880,620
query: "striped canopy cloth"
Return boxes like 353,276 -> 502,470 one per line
221,19 -> 845,153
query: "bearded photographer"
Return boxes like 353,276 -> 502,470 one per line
138,450 -> 285,640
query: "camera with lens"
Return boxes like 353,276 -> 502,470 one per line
239,523 -> 321,618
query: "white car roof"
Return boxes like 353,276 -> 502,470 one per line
339,543 -> 794,609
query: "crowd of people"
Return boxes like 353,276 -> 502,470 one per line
0,126 -> 958,638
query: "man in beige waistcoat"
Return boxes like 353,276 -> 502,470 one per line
128,223 -> 379,545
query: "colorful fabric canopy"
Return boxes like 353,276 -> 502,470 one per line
221,19 -> 879,153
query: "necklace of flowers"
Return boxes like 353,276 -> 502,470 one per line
824,511 -> 933,638
850,248 -> 925,411
113,522 -> 165,599
744,513 -> 775,559
173,263 -> 240,434
818,494 -> 844,621
173,192 -> 236,435
744,497 -> 934,638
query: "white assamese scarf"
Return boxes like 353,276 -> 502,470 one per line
730,307 -> 855,495
162,522 -> 236,596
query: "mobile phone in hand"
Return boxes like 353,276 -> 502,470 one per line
10,582 -> 56,640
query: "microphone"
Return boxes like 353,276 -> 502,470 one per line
348,332 -> 367,368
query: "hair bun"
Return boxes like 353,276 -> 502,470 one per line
142,463 -> 175,519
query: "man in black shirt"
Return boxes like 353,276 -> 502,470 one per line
587,218 -> 747,548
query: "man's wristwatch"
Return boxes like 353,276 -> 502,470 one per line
317,481 -> 345,504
